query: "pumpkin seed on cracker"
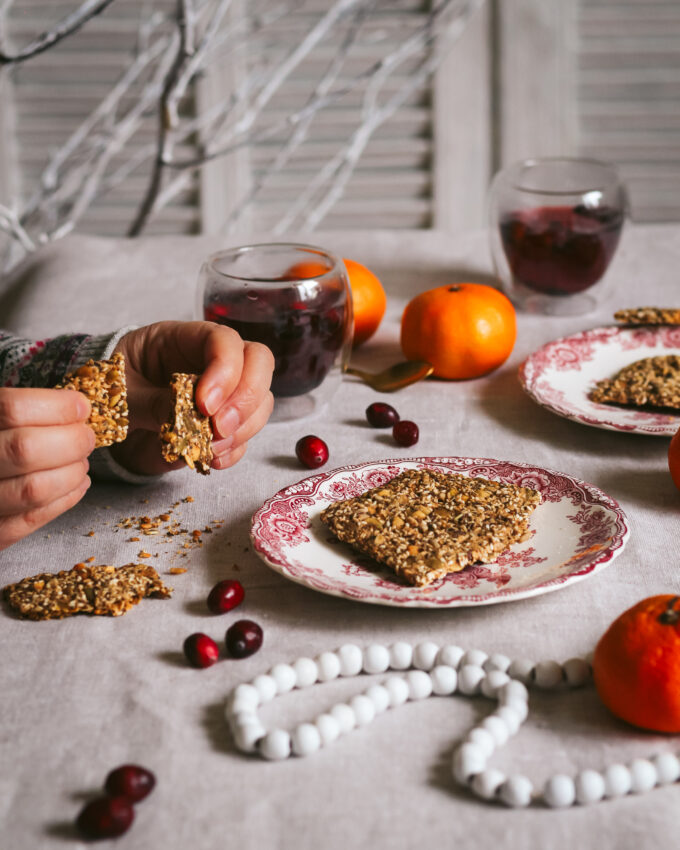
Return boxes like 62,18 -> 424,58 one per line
320,468 -> 541,588
55,352 -> 128,448
160,373 -> 213,474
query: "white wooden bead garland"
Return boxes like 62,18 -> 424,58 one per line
224,642 -> 680,808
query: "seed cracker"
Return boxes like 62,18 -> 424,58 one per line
320,468 -> 541,587
160,373 -> 213,474
3,563 -> 172,620
589,354 -> 680,409
56,352 -> 128,448
614,307 -> 680,326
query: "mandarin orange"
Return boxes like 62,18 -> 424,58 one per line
400,283 -> 516,379
343,258 -> 386,347
593,595 -> 680,733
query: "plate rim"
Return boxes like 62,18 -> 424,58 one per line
250,456 -> 630,609
519,324 -> 680,437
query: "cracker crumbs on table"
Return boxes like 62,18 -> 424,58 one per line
614,307 -> 680,326
3,563 -> 172,620
589,354 -> 680,410
320,468 -> 541,588
160,374 -> 212,474
169,568 -> 187,575
55,352 -> 128,448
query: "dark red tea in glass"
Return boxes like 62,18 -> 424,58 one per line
198,244 -> 353,421
489,158 -> 627,315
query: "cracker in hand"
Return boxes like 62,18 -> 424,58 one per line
160,373 -> 213,474
614,307 -> 680,326
56,352 -> 128,448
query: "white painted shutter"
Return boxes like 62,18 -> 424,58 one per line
576,0 -> 680,222
7,0 -> 201,237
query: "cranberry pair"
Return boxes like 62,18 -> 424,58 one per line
76,765 -> 155,840
366,402 -> 419,447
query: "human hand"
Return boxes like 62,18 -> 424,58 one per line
110,321 -> 274,475
0,388 -> 94,551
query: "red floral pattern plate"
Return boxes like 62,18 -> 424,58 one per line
250,457 -> 629,608
520,325 -> 680,436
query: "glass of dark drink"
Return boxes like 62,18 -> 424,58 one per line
488,157 -> 627,315
198,243 -> 353,421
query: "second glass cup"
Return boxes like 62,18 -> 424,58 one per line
198,243 -> 353,421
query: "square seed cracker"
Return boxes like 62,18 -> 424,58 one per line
320,468 -> 541,587
589,354 -> 680,410
614,307 -> 680,326
56,352 -> 128,448
160,373 -> 213,474
3,563 -> 172,620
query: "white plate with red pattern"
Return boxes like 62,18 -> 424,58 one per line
250,457 -> 629,608
520,325 -> 680,436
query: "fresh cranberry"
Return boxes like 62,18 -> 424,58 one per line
393,420 -> 419,447
207,579 -> 245,614
366,402 -> 400,428
226,619 -> 263,658
183,633 -> 219,668
295,435 -> 329,469
105,765 -> 156,803
76,796 -> 134,840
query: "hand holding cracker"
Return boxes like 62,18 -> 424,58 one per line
110,321 -> 274,476
0,386 -> 93,551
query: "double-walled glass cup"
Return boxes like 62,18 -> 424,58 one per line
488,157 -> 628,315
198,243 -> 353,421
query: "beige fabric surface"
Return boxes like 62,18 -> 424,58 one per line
1,225 -> 679,849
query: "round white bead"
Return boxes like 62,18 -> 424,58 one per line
480,670 -> 511,699
228,696 -> 258,717
452,743 -> 487,784
338,643 -> 363,677
483,653 -> 511,674
630,758 -> 658,793
458,664 -> 486,695
533,660 -> 564,690
413,641 -> 439,671
460,649 -> 488,669
465,726 -> 496,758
562,657 -> 591,688
292,657 -> 318,688
431,665 -> 457,696
603,764 -> 632,798
652,752 -> 680,784
495,705 -> 523,736
270,663 -> 297,694
507,658 -> 534,685
503,697 -> 529,723
330,703 -> 356,733
231,683 -> 260,708
499,775 -> 533,808
384,675 -> 410,707
233,721 -> 266,753
317,651 -> 341,682
543,774 -> 576,808
583,649 -> 595,666
365,684 -> 390,713
498,680 -> 529,705
363,643 -> 390,674
389,641 -> 413,670
252,674 -> 277,703
481,714 -> 510,747
259,729 -> 291,761
315,713 -> 341,746
575,769 -> 605,805
472,769 -> 506,800
350,694 -> 376,726
291,723 -> 322,757
228,709 -> 258,732
436,645 -> 464,669
406,670 -> 433,700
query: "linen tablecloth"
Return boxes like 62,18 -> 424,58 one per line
1,225 -> 678,849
